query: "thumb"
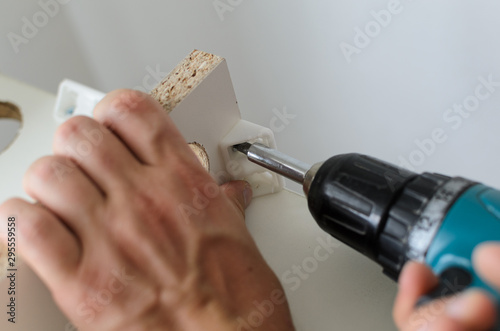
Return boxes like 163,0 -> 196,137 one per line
394,261 -> 496,331
393,262 -> 439,329
220,181 -> 253,216
473,242 -> 500,290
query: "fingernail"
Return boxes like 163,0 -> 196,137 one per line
243,182 -> 253,208
446,291 -> 475,319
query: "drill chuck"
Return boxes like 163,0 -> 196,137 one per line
307,153 -> 474,278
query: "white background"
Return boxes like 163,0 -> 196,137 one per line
2,0 -> 500,191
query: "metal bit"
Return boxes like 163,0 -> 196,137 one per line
232,142 -> 312,184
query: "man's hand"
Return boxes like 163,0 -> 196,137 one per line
0,90 -> 295,331
393,243 -> 500,330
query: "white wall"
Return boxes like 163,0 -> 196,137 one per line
2,0 -> 500,191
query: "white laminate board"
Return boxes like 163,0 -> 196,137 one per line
0,75 -> 59,203
0,74 -> 70,330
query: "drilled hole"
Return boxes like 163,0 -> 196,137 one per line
0,101 -> 22,156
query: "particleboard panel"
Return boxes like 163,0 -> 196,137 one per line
152,50 -> 241,182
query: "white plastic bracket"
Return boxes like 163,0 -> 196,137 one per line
53,77 -> 283,197
53,79 -> 105,123
219,120 -> 284,197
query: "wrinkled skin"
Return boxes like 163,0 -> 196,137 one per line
394,244 -> 499,331
0,90 -> 294,331
0,89 -> 498,330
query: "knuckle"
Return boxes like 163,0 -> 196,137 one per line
0,198 -> 24,219
24,156 -> 60,185
55,116 -> 88,142
23,156 -> 76,190
53,117 -> 100,155
18,208 -> 52,243
94,89 -> 151,128
108,89 -> 149,114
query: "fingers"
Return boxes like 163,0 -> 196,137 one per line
399,290 -> 495,331
405,317 -> 466,331
394,262 -> 439,329
220,181 -> 253,217
473,242 -> 500,290
394,262 -> 496,331
0,198 -> 80,286
23,155 -> 104,238
444,290 -> 496,330
53,115 -> 142,192
93,89 -> 196,166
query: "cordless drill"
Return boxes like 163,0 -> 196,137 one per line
233,142 -> 500,328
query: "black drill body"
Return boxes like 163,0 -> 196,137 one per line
307,153 -> 456,279
232,143 -> 472,279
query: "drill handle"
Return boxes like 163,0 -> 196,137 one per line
423,184 -> 500,330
